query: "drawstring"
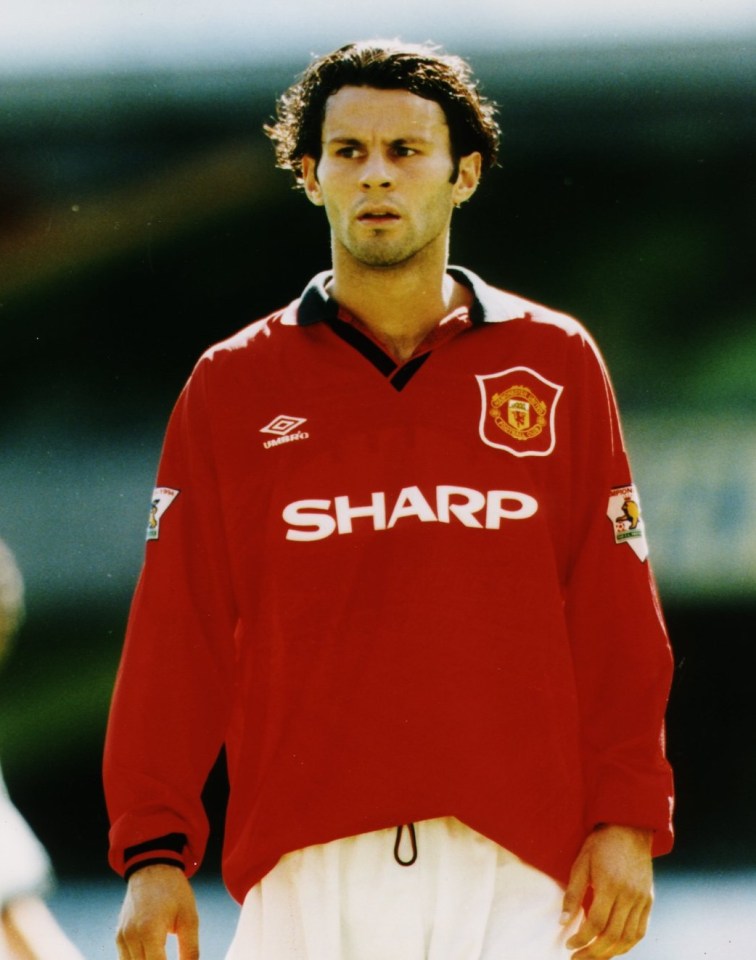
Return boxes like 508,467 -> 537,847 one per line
393,823 -> 418,866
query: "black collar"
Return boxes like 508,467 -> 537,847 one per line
296,267 -> 490,327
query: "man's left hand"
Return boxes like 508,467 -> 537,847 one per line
560,824 -> 654,959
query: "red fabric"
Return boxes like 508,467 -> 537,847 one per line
104,269 -> 674,904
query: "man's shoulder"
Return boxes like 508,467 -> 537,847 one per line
459,269 -> 589,342
196,297 -> 304,371
452,270 -> 605,380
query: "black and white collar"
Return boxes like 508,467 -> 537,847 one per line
295,266 -> 493,327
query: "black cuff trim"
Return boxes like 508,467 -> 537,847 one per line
124,832 -> 187,862
124,857 -> 185,881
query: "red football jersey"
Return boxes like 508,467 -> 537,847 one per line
104,268 -> 674,903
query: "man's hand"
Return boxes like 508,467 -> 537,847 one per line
116,864 -> 199,960
560,824 -> 654,959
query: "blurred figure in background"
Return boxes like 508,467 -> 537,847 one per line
0,538 -> 85,960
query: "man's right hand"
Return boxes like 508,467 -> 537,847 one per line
116,864 -> 199,960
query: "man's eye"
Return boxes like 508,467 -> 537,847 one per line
335,147 -> 361,158
394,146 -> 418,157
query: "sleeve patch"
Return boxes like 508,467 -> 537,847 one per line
146,487 -> 180,541
607,484 -> 648,562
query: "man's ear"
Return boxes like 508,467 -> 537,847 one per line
452,151 -> 482,207
301,156 -> 324,206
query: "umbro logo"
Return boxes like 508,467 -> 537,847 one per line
260,414 -> 310,450
261,415 -> 307,436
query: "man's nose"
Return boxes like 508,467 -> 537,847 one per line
360,152 -> 393,189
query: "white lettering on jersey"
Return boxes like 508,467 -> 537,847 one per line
335,492 -> 387,534
283,486 -> 538,542
436,485 -> 486,526
387,486 -> 437,528
486,490 -> 539,528
282,499 -> 337,542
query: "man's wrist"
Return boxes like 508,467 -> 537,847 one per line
592,822 -> 654,847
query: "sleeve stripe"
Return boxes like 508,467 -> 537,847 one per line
124,856 -> 185,881
124,832 -> 187,861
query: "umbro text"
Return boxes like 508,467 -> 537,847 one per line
263,430 -> 310,450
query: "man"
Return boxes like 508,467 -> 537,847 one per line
105,40 -> 674,960
0,539 -> 85,960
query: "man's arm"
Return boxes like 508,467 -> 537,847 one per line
116,865 -> 199,960
560,824 -> 654,959
105,363 -> 237,895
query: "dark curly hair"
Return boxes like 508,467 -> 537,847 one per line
265,40 -> 500,186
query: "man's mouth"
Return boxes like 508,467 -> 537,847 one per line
357,210 -> 401,223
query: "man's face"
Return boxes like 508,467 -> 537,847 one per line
302,86 -> 480,270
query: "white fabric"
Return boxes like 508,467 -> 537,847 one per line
226,817 -> 575,960
0,768 -> 52,908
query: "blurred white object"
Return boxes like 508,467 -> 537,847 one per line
0,769 -> 85,960
0,771 -> 52,906
0,538 -> 85,960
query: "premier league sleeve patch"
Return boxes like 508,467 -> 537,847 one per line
475,366 -> 563,457
146,487 -> 180,541
607,484 -> 648,561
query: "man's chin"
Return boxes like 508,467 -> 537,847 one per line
350,245 -> 417,269
357,257 -> 411,270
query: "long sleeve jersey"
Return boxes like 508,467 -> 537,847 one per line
104,268 -> 674,904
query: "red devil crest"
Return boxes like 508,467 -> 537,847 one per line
475,367 -> 563,457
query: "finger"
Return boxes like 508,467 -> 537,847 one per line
610,898 -> 653,957
177,908 -> 200,960
561,858 -> 590,927
178,932 -> 201,960
115,928 -> 132,960
599,891 -> 653,958
566,915 -> 600,953
571,896 -> 649,960
143,925 -> 171,960
178,937 -> 201,960
635,894 -> 653,942
141,938 -> 168,960
566,894 -> 613,953
122,924 -> 166,960
116,924 -> 146,960
570,905 -> 624,959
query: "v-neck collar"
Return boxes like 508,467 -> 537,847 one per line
294,267 -> 489,392
296,267 -> 491,327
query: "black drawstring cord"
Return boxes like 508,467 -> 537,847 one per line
393,823 -> 418,866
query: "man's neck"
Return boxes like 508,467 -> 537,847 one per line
328,252 -> 471,363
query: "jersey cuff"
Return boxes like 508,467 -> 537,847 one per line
124,856 -> 186,881
123,832 -> 188,879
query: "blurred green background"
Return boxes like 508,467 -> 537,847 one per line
0,2 -> 754,893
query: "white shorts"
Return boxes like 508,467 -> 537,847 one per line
225,817 -> 574,960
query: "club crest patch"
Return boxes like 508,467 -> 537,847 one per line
146,487 -> 180,541
606,484 -> 648,561
475,367 -> 563,457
